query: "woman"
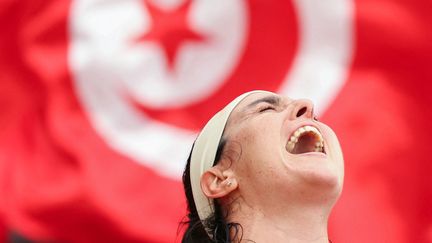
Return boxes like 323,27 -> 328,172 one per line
181,90 -> 344,243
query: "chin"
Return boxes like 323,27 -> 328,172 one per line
299,168 -> 343,204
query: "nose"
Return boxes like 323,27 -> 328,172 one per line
291,99 -> 314,120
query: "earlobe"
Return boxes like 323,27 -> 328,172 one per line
200,168 -> 237,199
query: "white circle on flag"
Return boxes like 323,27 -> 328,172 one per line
69,0 -> 354,178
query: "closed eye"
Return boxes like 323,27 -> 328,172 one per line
259,106 -> 275,113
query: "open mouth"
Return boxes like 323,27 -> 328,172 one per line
286,125 -> 325,154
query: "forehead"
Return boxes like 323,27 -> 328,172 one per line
235,91 -> 278,110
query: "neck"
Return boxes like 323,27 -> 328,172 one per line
227,202 -> 331,243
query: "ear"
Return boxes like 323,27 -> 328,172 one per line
200,167 -> 237,199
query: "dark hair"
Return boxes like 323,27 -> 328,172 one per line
180,139 -> 243,243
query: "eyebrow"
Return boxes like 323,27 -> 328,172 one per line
244,95 -> 281,111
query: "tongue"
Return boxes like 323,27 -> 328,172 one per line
292,132 -> 318,154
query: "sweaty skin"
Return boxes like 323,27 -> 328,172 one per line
201,91 -> 344,243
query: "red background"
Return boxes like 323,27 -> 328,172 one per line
0,0 -> 431,242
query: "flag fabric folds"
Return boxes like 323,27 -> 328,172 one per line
0,0 -> 431,242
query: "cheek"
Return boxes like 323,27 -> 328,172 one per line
247,118 -> 280,146
234,154 -> 284,198
237,128 -> 280,170
237,146 -> 285,191
227,117 -> 286,185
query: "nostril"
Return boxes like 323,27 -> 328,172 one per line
296,107 -> 307,117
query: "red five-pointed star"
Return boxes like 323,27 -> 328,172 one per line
136,0 -> 205,70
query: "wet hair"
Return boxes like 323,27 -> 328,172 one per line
180,139 -> 243,243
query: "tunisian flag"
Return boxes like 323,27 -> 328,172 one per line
0,0 -> 431,242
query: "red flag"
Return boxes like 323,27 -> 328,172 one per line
327,0 -> 432,242
0,0 -> 431,242
0,216 -> 6,242
0,1 -> 183,242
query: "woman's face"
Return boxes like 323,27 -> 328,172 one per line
222,91 -> 344,210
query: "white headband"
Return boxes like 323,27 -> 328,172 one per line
189,90 -> 271,236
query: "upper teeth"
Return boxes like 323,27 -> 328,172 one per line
286,125 -> 324,153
